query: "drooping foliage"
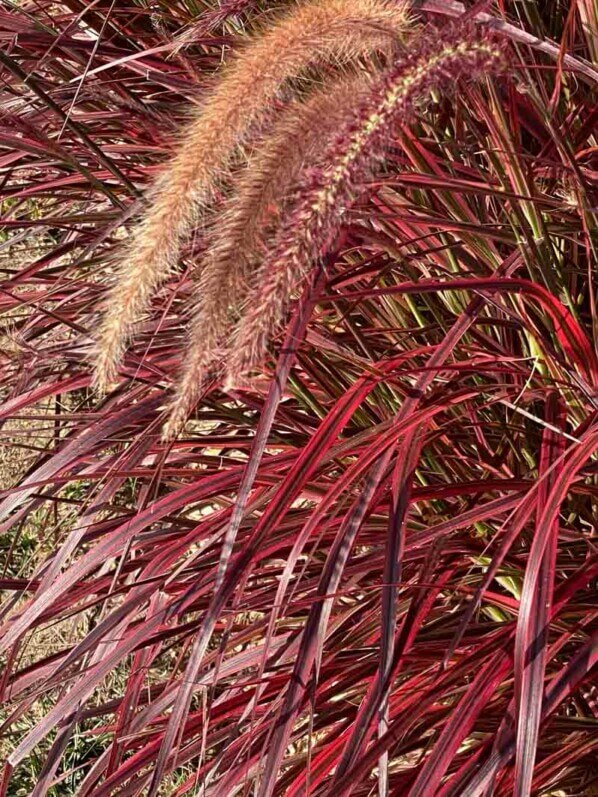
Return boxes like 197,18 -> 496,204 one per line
0,2 -> 597,796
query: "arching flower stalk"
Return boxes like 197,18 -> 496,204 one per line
225,26 -> 507,385
162,71 -> 378,439
93,0 -> 412,391
171,0 -> 263,50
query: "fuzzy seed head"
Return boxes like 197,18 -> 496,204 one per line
162,72 -> 377,438
93,0 -> 412,394
226,27 -> 507,383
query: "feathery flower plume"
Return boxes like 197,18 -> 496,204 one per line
93,0 -> 412,391
226,26 -> 507,384
162,72 -> 377,439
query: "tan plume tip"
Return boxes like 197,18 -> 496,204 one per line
162,73 -> 376,439
226,28 -> 507,383
92,0 -> 412,393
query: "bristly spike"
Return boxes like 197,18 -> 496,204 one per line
226,26 -> 508,385
93,0 -> 412,394
162,72 -> 376,440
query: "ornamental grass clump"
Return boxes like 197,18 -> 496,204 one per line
93,0 -> 412,391
1,1 -> 597,796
